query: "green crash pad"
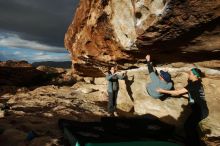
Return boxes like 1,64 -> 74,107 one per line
76,141 -> 180,146
59,116 -> 184,146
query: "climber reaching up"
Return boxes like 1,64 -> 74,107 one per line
145,54 -> 173,99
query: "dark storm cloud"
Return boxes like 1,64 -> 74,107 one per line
0,0 -> 79,51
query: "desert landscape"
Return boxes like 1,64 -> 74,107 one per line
0,60 -> 220,146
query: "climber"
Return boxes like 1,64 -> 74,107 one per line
145,54 -> 173,99
106,65 -> 126,116
157,68 -> 209,146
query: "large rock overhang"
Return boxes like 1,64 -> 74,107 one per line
64,0 -> 220,77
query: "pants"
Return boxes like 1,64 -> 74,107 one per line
184,105 -> 207,146
108,91 -> 118,113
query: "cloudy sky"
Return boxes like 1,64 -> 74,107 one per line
0,0 -> 79,63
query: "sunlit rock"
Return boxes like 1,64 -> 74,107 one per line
65,0 -> 220,76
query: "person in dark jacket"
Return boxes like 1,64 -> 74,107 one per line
106,66 -> 126,116
157,68 -> 209,146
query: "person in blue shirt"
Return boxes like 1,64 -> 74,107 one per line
145,54 -> 173,99
106,66 -> 126,116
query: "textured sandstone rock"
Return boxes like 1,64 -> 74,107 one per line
0,60 -> 32,67
0,110 -> 4,118
1,65 -> 220,145
116,67 -> 220,144
0,61 -> 47,86
65,0 -> 220,76
30,137 -> 60,146
83,77 -> 94,84
94,77 -> 106,85
0,61 -> 76,86
36,66 -> 65,74
0,129 -> 26,146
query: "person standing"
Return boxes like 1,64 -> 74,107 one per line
157,68 -> 209,146
106,66 -> 126,116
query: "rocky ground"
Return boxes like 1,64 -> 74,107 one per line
0,62 -> 220,146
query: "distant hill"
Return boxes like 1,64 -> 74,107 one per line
32,61 -> 72,69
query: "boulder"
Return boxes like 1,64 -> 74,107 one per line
36,65 -> 65,74
0,129 -> 26,146
0,61 -> 47,86
114,67 -> 220,141
30,136 -> 60,146
65,0 -> 220,76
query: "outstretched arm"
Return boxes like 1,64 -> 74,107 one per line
146,55 -> 160,82
106,73 -> 116,81
146,55 -> 154,73
117,71 -> 127,80
157,88 -> 188,96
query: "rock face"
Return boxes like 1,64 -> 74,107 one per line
0,61 -> 46,86
1,64 -> 220,145
0,61 -> 76,86
0,60 -> 32,67
65,0 -> 220,76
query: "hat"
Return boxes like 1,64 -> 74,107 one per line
160,70 -> 171,82
191,68 -> 201,78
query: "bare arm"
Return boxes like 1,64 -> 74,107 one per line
157,88 -> 188,96
146,55 -> 154,73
